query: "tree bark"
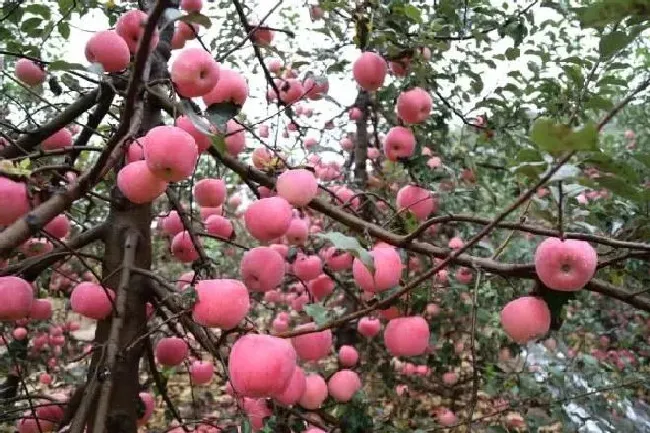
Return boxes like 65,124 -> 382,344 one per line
83,18 -> 171,432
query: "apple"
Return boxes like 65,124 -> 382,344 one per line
328,370 -> 361,402
144,125 -> 198,182
384,316 -> 430,356
396,87 -> 432,124
116,9 -> 160,53
117,160 -> 168,204
244,197 -> 293,241
383,126 -> 416,161
500,296 -> 551,343
228,334 -> 297,398
15,59 -> 46,86
155,337 -> 188,366
70,282 -> 115,320
192,279 -> 250,329
352,52 -> 387,91
85,30 -> 130,73
534,237 -> 597,291
170,48 -> 221,97
203,68 -> 248,107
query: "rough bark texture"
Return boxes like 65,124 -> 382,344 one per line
85,26 -> 171,433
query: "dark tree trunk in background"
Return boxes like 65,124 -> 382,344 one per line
353,91 -> 369,189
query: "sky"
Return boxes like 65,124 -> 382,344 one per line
59,0 -> 564,141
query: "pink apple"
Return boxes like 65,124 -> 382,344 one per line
266,58 -> 283,73
192,279 -> 249,329
44,214 -> 70,238
338,345 -> 359,367
228,334 -> 297,398
194,178 -> 226,207
204,215 -> 233,239
171,231 -> 200,263
349,107 -> 363,120
117,160 -> 168,204
291,322 -> 332,361
222,119 -> 246,156
42,128 -> 73,151
276,169 -> 318,206
244,197 -> 293,241
15,59 -> 46,86
500,296 -> 551,343
298,373 -> 328,409
396,87 -> 432,124
171,48 -> 221,97
293,254 -> 323,281
328,370 -> 361,402
203,68 -> 248,107
357,317 -> 380,337
85,30 -> 130,73
285,218 -> 309,245
180,0 -> 202,12
383,126 -> 416,161
240,246 -> 286,292
320,247 -> 353,271
175,115 -> 212,153
160,210 -> 184,236
303,76 -> 329,100
352,52 -> 387,91
384,316 -> 430,357
70,282 -> 115,320
189,360 -> 214,385
116,10 -> 160,53
137,392 -> 155,426
396,185 -> 436,220
352,246 -> 402,292
534,237 -> 597,291
275,78 -> 304,104
155,337 -> 188,366
274,366 -> 306,406
307,274 -> 334,301
30,299 -> 53,321
251,25 -> 274,46
144,125 -> 198,182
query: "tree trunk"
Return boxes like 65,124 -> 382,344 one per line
85,34 -> 171,433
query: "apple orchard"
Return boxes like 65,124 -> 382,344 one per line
0,1 -> 650,432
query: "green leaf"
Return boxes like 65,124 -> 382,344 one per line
505,47 -> 520,60
48,60 -> 85,71
180,12 -> 212,29
25,4 -> 51,19
599,30 -> 631,59
205,102 -> 239,132
20,17 -> 42,33
57,21 -> 70,39
303,302 -> 330,325
211,135 -> 226,154
240,419 -> 252,433
403,4 -> 422,23
316,232 -> 374,273
530,118 -> 599,152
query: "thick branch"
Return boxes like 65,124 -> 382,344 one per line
0,223 -> 106,279
0,87 -> 101,159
